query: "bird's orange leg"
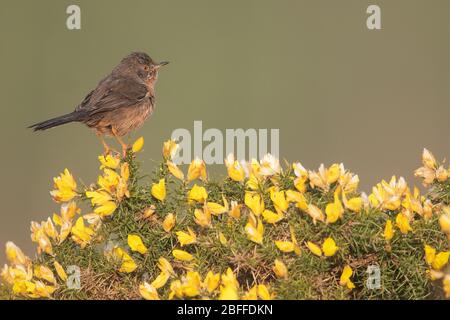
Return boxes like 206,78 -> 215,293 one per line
97,133 -> 112,155
112,128 -> 128,157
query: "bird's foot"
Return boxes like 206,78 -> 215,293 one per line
121,145 -> 129,158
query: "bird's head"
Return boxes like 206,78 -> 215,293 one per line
117,52 -> 169,85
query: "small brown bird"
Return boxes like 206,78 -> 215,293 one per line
29,52 -> 168,156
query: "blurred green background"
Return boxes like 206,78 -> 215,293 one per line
0,0 -> 449,263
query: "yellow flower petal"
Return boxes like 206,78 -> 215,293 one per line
203,271 -> 221,293
166,161 -> 184,180
218,232 -> 228,246
306,241 -> 322,256
151,178 -> 166,201
112,247 -> 137,273
306,204 -> 325,224
151,271 -> 170,289
273,259 -> 288,279
176,228 -> 197,246
98,154 -> 120,170
188,184 -> 208,203
94,200 -> 117,217
257,284 -> 272,300
262,209 -> 284,224
244,192 -> 265,216
384,220 -> 394,242
274,240 -> 295,253
270,190 -> 289,212
206,202 -> 227,215
163,213 -> 176,232
127,234 -> 148,254
139,282 -> 160,300
132,137 -> 144,153
322,237 -> 338,257
339,265 -> 355,290
162,139 -> 178,160
172,249 -> 194,261
395,213 -> 412,234
245,214 -> 264,244
187,158 -> 207,182
193,208 -> 211,227
53,261 -> 67,282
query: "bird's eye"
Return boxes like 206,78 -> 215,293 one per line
144,65 -> 149,71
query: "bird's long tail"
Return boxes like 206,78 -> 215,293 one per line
28,111 -> 83,131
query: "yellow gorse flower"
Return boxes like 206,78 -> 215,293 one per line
166,161 -> 184,180
53,261 -> 67,282
270,190 -> 289,212
98,154 -> 120,170
111,247 -> 137,273
306,204 -> 325,224
151,178 -> 167,201
151,271 -> 170,289
139,282 -> 160,300
259,154 -> 281,177
244,192 -> 265,216
219,268 -> 239,300
181,271 -> 202,297
71,217 -> 95,249
157,257 -> 175,276
34,265 -> 56,285
176,228 -> 197,246
206,197 -> 228,215
286,190 -> 308,211
245,213 -> 264,244
439,207 -> 450,235
306,241 -> 322,257
194,207 -> 211,227
5,242 -> 30,267
275,240 -> 295,253
395,212 -> 412,234
342,193 -> 363,213
424,244 -> 450,270
188,184 -> 208,203
202,271 -> 221,293
225,154 -> 246,182
293,162 -> 308,193
274,226 -> 300,255
414,148 -> 438,186
322,237 -> 338,257
218,232 -> 228,246
50,169 -> 78,202
257,284 -> 273,300
162,213 -> 176,232
187,157 -> 207,182
172,249 -> 194,261
132,137 -> 145,153
128,234 -> 148,254
262,209 -> 284,224
94,200 -> 117,217
384,219 -> 394,242
162,139 -> 178,160
325,189 -> 344,224
308,163 -> 341,191
339,265 -> 355,290
228,201 -> 241,219
273,259 -> 288,279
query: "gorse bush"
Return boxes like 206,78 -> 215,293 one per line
1,138 -> 450,300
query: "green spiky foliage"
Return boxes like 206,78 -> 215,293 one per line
1,148 -> 449,300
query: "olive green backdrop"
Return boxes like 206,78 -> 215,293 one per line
1,0 -> 449,263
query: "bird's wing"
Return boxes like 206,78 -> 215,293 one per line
76,76 -> 148,116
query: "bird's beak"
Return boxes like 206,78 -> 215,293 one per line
154,61 -> 169,69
